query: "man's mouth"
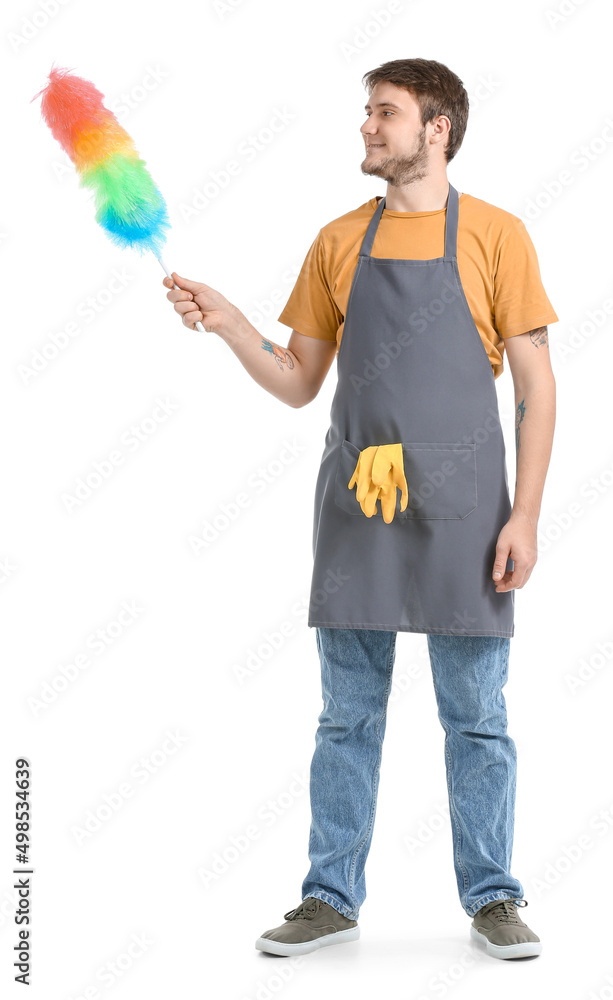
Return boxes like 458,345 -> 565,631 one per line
366,144 -> 385,151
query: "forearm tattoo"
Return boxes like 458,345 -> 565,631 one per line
529,326 -> 548,347
515,397 -> 526,456
261,339 -> 295,372
512,326 -> 546,481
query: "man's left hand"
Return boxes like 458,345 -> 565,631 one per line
492,512 -> 538,592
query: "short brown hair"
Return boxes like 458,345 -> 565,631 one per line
362,58 -> 469,162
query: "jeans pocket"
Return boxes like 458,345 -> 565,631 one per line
334,438 -> 478,520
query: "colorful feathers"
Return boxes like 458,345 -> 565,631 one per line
33,66 -> 170,257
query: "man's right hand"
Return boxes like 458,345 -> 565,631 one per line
163,272 -> 239,336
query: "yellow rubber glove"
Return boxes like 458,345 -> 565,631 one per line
348,443 -> 409,523
347,445 -> 381,517
371,443 -> 409,523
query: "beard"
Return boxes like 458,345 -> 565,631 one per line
360,125 -> 429,186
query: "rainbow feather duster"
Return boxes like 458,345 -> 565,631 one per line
33,66 -> 170,256
32,66 -> 204,330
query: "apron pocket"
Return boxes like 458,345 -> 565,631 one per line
334,438 -> 477,520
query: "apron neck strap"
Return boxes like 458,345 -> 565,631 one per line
359,183 -> 459,259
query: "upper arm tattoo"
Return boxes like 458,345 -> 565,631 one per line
528,326 -> 548,348
261,338 -> 295,371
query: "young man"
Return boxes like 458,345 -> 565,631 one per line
164,58 -> 557,961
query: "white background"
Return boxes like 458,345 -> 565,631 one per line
1,0 -> 612,996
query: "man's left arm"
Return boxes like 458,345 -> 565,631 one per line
491,326 -> 556,592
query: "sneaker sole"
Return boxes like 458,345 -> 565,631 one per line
470,923 -> 542,959
255,925 -> 360,956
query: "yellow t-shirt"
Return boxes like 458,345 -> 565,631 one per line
278,192 -> 559,380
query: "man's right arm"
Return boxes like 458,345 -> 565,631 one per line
163,272 -> 337,409
220,225 -> 340,407
221,316 -> 338,408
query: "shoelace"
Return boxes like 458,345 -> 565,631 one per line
284,899 -> 321,922
486,899 -> 527,924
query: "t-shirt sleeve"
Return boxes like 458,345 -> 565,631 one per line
277,231 -> 342,342
493,218 -> 559,338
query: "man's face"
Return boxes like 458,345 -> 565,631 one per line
360,82 -> 430,186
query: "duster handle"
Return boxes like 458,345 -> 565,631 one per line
156,253 -> 205,333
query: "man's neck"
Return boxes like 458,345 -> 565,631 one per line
384,174 -> 451,212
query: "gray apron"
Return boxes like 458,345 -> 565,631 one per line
308,183 -> 514,637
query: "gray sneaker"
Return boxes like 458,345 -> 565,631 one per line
470,898 -> 542,959
255,896 -> 360,956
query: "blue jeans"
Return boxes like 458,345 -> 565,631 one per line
301,627 -> 524,919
